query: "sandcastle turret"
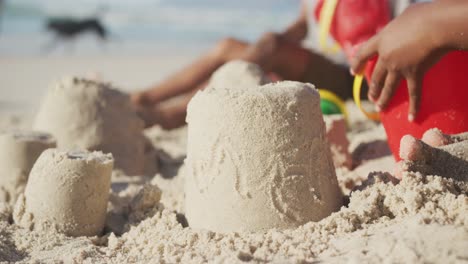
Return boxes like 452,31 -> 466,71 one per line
208,60 -> 270,89
14,149 -> 113,237
0,131 -> 56,204
33,77 -> 156,176
185,80 -> 342,232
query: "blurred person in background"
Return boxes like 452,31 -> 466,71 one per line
132,0 -> 414,130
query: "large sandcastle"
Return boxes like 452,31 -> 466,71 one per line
0,131 -> 56,204
33,77 -> 156,176
14,149 -> 113,237
185,80 -> 343,232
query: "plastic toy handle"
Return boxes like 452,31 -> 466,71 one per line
353,74 -> 380,121
319,89 -> 348,120
318,0 -> 341,54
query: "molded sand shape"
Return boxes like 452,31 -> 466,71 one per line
0,130 -> 56,204
185,81 -> 342,232
33,77 -> 156,176
14,149 -> 113,237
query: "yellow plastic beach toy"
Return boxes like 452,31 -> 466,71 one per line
352,74 -> 380,121
318,0 -> 341,54
318,89 -> 348,121
318,0 -> 379,121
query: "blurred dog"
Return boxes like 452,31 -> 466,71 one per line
43,14 -> 109,52
46,17 -> 108,40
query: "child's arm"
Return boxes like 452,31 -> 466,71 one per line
350,0 -> 468,121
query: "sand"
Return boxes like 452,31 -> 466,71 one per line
0,131 -> 56,205
207,60 -> 270,90
33,77 -> 156,176
0,55 -> 466,262
0,105 -> 466,263
185,80 -> 341,232
13,149 -> 113,237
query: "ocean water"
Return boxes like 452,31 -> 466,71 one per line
0,0 -> 297,56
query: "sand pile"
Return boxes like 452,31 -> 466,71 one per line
208,60 -> 270,90
102,172 -> 468,263
0,131 -> 56,205
0,161 -> 465,263
33,77 -> 156,176
209,61 -> 352,171
13,149 -> 113,237
185,81 -> 342,232
0,70 -> 466,262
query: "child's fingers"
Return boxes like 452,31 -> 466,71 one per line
376,72 -> 401,110
407,76 -> 423,122
350,35 -> 379,75
368,59 -> 387,104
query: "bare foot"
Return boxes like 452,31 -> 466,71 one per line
131,92 -> 175,129
131,91 -> 191,130
395,129 -> 468,182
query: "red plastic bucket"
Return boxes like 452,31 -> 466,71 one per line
364,51 -> 468,160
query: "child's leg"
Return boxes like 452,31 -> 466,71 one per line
135,33 -> 353,129
243,32 -> 353,100
132,38 -> 249,106
136,82 -> 204,129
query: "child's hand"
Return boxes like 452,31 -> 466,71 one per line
350,3 -> 447,121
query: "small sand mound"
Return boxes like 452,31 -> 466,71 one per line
208,60 -> 270,90
33,77 -> 156,176
13,149 -> 113,237
0,130 -> 56,205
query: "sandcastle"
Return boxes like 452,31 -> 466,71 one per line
208,60 -> 270,89
185,80 -> 342,232
33,77 -> 156,176
0,130 -> 56,204
13,149 -> 113,237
